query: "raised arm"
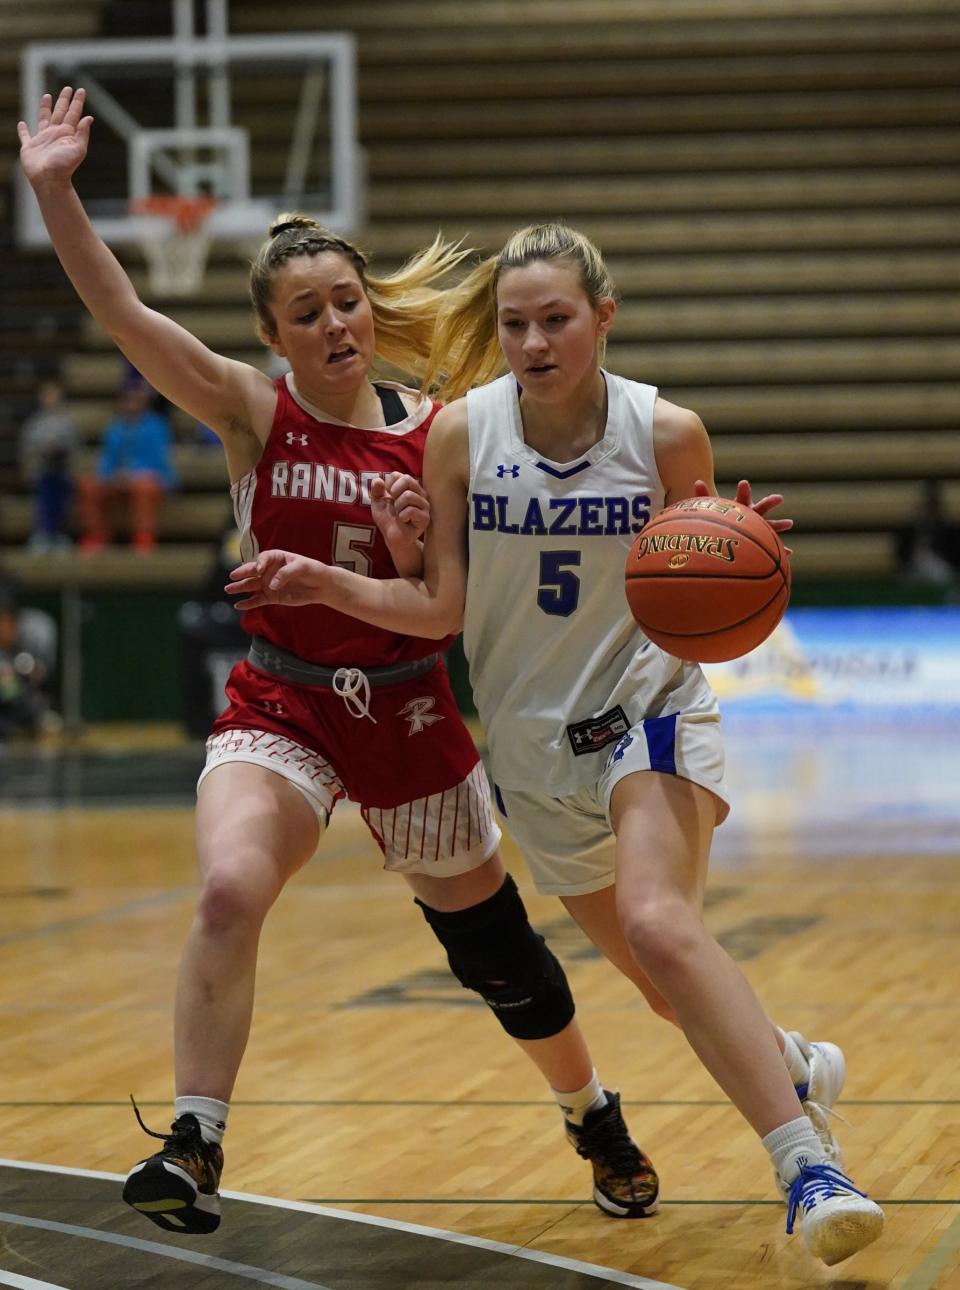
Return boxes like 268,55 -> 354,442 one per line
226,402 -> 472,637
17,88 -> 274,453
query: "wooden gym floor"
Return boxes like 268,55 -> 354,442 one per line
0,715 -> 957,1289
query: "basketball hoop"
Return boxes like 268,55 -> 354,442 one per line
129,195 -> 217,298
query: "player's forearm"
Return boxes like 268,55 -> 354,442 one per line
324,564 -> 461,638
30,180 -> 142,333
386,535 -> 424,579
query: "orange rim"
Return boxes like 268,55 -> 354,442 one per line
129,195 -> 217,233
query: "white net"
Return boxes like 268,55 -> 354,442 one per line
133,198 -> 216,298
140,224 -> 212,298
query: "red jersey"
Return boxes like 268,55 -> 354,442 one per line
232,375 -> 452,668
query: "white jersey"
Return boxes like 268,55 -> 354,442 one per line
464,371 -> 720,797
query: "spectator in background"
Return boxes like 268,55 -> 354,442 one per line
896,478 -> 960,588
0,575 -> 58,739
18,379 -> 78,553
76,383 -> 177,553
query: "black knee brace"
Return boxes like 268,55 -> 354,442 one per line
415,873 -> 575,1040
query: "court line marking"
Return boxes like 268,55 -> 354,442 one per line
0,1160 -> 685,1290
223,1191 -> 686,1290
0,1155 -> 949,1209
304,1197 -> 957,1207
0,1273 -> 69,1289
900,1212 -> 960,1290
2,1098 -> 957,1107
0,891 -> 192,950
0,1212 -> 334,1290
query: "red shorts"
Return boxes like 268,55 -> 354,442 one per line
199,657 -> 500,875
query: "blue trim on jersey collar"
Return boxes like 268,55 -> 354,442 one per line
535,459 -> 591,479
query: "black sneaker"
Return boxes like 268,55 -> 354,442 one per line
122,1102 -> 223,1234
565,1090 -> 659,1218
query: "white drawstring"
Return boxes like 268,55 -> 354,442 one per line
332,667 -> 377,723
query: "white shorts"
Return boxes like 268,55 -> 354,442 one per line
496,709 -> 730,896
199,728 -> 501,877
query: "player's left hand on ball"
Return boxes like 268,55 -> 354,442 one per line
225,550 -> 330,609
370,472 -> 430,543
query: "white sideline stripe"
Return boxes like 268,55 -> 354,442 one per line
0,1212 -> 333,1290
0,1273 -> 70,1289
0,1159 -> 120,1182
0,1159 -> 687,1290
235,1191 -> 688,1290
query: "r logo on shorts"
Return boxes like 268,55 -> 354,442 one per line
398,696 -> 444,735
201,658 -> 498,875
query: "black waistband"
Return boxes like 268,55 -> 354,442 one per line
248,636 -> 439,688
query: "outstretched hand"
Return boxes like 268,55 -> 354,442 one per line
369,472 -> 430,546
17,87 -> 93,189
225,550 -> 331,611
694,478 -> 793,552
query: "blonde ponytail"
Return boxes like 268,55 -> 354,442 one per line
419,255 -> 504,404
364,234 -> 475,379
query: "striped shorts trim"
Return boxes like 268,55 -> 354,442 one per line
362,761 -> 501,875
199,730 -> 500,874
199,727 -> 344,819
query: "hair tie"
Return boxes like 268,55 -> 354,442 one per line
271,220 -> 309,238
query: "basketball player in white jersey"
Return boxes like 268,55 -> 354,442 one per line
229,223 -> 885,1267
20,92 -> 661,1236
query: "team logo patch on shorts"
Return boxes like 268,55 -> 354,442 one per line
566,706 -> 630,757
398,696 -> 444,735
607,732 -> 635,766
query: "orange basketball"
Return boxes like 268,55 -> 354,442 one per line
624,497 -> 791,663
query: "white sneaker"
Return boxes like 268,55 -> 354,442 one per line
790,1031 -> 845,1167
785,1162 -> 884,1266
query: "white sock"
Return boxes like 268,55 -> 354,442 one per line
552,1069 -> 607,1126
778,1029 -> 811,1089
763,1115 -> 825,1184
175,1095 -> 230,1145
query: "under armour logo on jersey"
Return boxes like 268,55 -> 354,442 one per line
286,432 -> 308,446
262,700 -> 286,715
398,696 -> 444,734
497,464 -> 520,478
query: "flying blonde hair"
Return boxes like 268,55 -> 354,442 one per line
249,213 -> 473,382
421,222 -> 618,403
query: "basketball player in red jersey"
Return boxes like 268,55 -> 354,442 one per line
19,88 -> 658,1234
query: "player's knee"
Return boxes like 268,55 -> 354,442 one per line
416,873 -> 575,1040
196,865 -> 272,936
618,895 -> 703,979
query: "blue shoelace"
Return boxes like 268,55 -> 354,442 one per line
785,1163 -> 868,1235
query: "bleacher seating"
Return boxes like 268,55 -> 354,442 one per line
1,0 -> 958,586
0,1 -> 105,479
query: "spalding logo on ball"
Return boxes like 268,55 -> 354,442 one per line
624,496 -> 791,663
